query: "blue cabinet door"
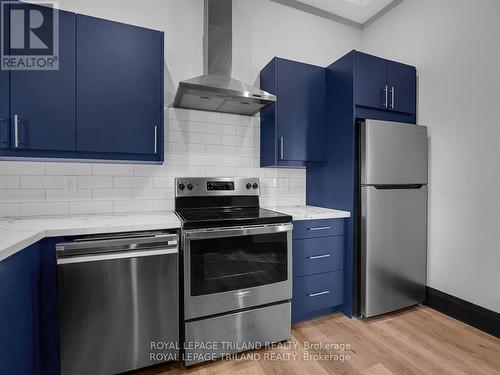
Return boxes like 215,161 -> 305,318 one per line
9,6 -> 76,151
0,61 -> 8,149
0,243 -> 41,374
260,58 -> 325,167
276,58 -> 325,163
0,0 -> 9,149
77,15 -> 163,157
387,60 -> 416,114
354,51 -> 387,110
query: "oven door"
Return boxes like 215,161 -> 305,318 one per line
183,223 -> 292,320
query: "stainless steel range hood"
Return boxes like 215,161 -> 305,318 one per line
173,0 -> 276,116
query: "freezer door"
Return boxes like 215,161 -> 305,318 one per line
360,120 -> 428,185
361,185 -> 427,317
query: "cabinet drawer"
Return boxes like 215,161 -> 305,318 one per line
293,219 -> 344,239
293,237 -> 344,277
293,271 -> 343,317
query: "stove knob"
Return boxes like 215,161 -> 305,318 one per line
187,183 -> 193,191
246,183 -> 252,190
253,183 -> 259,189
178,183 -> 185,191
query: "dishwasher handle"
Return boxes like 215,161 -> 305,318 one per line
56,232 -> 178,265
57,247 -> 178,265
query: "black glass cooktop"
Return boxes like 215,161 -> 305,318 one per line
175,207 -> 292,229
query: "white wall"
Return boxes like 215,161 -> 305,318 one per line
361,0 -> 500,312
0,0 -> 362,217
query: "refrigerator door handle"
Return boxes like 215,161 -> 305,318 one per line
373,184 -> 424,190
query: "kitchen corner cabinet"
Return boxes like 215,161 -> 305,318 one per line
0,243 -> 41,374
0,8 -> 164,163
0,238 -> 60,374
291,218 -> 346,323
354,50 -> 416,116
260,58 -> 325,168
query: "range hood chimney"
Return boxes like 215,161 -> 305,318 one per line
173,0 -> 276,116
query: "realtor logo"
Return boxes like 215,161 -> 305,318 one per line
1,1 -> 59,70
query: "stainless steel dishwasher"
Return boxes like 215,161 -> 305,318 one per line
56,230 -> 179,375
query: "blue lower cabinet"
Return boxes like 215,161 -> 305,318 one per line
291,218 -> 346,323
293,218 -> 344,239
293,236 -> 344,277
0,243 -> 41,374
0,238 -> 60,375
292,270 -> 344,323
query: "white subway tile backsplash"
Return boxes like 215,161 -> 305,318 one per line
204,144 -> 237,154
20,202 -> 70,216
0,161 -> 45,175
205,122 -> 237,135
0,189 -> 44,202
0,176 -> 20,189
114,200 -> 153,213
221,113 -> 252,126
152,176 -> 174,188
205,166 -> 237,177
70,201 -> 113,215
20,176 -> 64,189
92,189 -> 134,201
153,199 -> 174,211
46,162 -> 92,176
168,142 -> 205,154
0,109 -> 305,217
0,203 -> 20,217
92,163 -> 134,176
46,189 -> 92,202
132,188 -> 173,200
114,177 -> 153,188
168,119 -> 205,133
77,176 -> 113,189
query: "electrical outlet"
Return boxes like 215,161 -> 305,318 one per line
63,176 -> 77,192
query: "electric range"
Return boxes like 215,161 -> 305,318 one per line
174,177 -> 293,365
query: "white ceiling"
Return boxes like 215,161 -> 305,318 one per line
297,0 -> 395,24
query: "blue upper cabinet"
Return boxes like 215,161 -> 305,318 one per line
386,60 -> 416,115
0,7 -> 164,163
77,15 -> 164,161
10,6 -> 76,152
354,51 -> 416,116
355,52 -> 387,110
260,57 -> 325,168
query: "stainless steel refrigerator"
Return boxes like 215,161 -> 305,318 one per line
359,119 -> 428,318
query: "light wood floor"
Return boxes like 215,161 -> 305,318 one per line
137,306 -> 500,375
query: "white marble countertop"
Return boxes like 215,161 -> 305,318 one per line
264,205 -> 350,221
0,212 -> 181,262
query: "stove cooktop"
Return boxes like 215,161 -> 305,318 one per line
175,207 -> 292,230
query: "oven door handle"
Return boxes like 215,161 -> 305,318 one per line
183,223 -> 293,240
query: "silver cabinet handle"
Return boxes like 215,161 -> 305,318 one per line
307,226 -> 331,231
308,254 -> 331,260
308,290 -> 331,297
390,86 -> 395,109
14,114 -> 19,148
154,125 -> 158,154
279,137 -> 284,160
383,85 -> 388,108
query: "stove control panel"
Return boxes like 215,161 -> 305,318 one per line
175,177 -> 260,197
207,181 -> 234,191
